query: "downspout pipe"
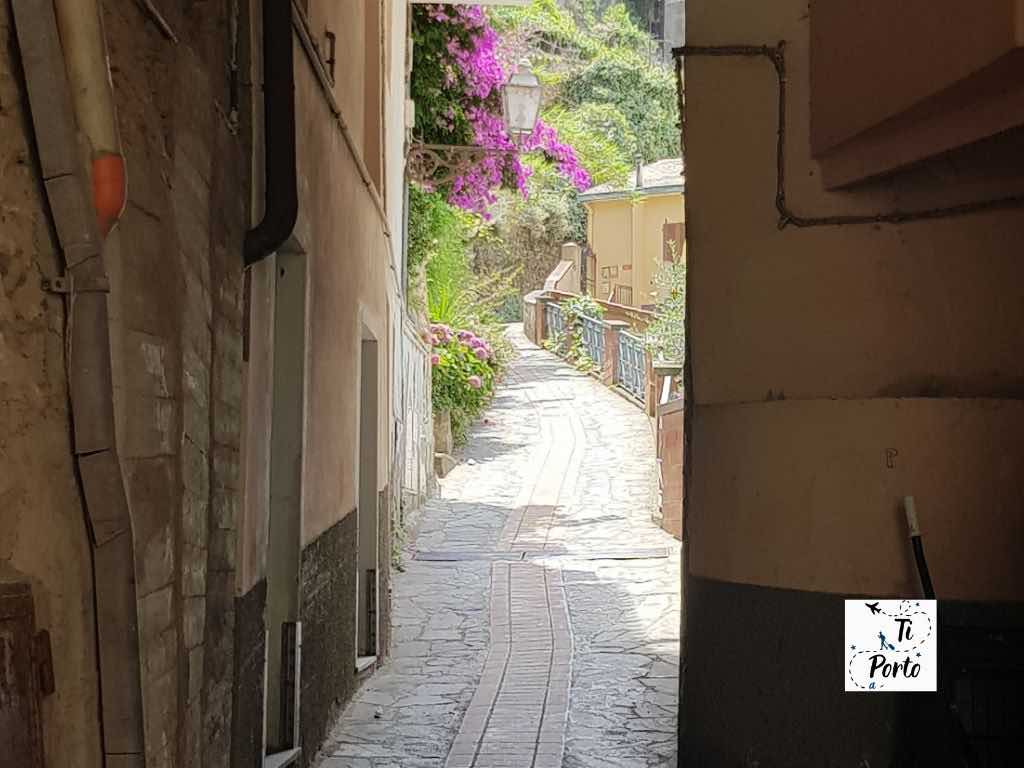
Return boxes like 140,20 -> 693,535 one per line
12,0 -> 143,763
244,0 -> 298,266
53,0 -> 127,237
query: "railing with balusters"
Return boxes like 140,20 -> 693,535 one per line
544,301 -> 565,340
538,297 -> 650,410
579,314 -> 605,367
616,330 -> 646,401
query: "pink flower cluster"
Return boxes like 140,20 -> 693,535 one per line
457,329 -> 494,361
447,27 -> 503,101
524,121 -> 592,191
428,323 -> 494,364
421,5 -> 590,216
429,322 -> 455,346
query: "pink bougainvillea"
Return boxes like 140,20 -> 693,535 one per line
413,4 -> 590,217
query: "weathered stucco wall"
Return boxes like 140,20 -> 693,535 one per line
682,0 -> 1024,764
0,4 -> 101,764
292,5 -> 394,549
291,4 -> 396,758
6,0 -> 402,764
684,0 -> 1024,596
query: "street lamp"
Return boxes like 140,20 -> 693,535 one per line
407,67 -> 543,185
502,66 -> 542,141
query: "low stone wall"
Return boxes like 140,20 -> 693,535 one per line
523,295 -> 538,344
398,323 -> 435,519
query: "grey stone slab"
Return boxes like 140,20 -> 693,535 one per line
414,551 -> 526,562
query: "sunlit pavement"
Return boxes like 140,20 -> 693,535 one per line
320,325 -> 680,768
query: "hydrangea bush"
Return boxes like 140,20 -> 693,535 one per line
412,4 -> 590,216
428,323 -> 498,443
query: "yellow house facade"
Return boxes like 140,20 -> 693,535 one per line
580,158 -> 684,308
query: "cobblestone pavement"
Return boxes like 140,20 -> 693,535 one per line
319,325 -> 680,768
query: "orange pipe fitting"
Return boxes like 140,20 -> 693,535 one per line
92,152 -> 126,237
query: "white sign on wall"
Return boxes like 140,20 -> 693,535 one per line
844,599 -> 937,692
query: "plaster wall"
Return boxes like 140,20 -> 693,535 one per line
682,0 -> 1024,761
809,0 -> 1024,156
685,0 -> 1024,597
237,3 -> 400,745
636,194 -> 683,306
587,193 -> 683,306
384,0 -> 409,274
588,199 -> 631,301
291,25 -> 393,548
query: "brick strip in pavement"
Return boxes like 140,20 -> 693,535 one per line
445,562 -> 572,768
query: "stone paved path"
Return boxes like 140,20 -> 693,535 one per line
319,325 -> 680,768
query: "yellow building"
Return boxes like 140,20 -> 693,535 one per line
579,158 -> 684,308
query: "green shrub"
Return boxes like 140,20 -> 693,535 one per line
429,323 -> 499,445
644,245 -> 685,362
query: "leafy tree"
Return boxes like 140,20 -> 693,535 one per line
541,103 -> 634,186
560,49 -> 679,161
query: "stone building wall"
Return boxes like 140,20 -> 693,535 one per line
100,1 -> 249,766
3,1 -> 409,765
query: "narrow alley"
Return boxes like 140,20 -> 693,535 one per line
320,327 -> 680,768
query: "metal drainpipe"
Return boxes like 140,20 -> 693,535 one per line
53,0 -> 127,237
245,0 -> 298,265
11,0 -> 144,764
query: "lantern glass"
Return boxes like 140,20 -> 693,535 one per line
502,67 -> 542,139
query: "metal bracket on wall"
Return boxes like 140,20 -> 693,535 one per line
406,142 -> 519,187
324,29 -> 336,82
42,274 -> 111,294
672,43 -> 1024,229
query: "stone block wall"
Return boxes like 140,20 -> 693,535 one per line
101,2 -> 248,766
2,0 -> 250,765
299,512 -> 358,766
